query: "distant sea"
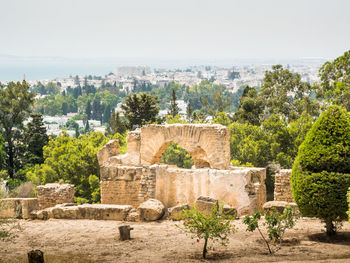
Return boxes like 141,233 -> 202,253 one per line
0,60 -> 117,82
0,55 -> 328,82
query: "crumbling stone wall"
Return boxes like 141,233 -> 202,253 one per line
37,183 -> 75,210
274,169 -> 294,202
0,198 -> 38,219
100,165 -> 156,207
98,124 -> 267,215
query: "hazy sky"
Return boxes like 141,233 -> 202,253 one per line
0,0 -> 349,60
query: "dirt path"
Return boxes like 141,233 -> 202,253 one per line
1,218 -> 350,262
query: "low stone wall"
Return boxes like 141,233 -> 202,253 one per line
36,204 -> 133,220
37,183 -> 75,210
100,164 -> 266,216
100,165 -> 156,207
0,198 -> 38,219
274,169 -> 294,202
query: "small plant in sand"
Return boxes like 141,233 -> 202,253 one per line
177,201 -> 236,259
243,206 -> 298,254
0,218 -> 21,241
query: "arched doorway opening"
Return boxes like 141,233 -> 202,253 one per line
160,142 -> 194,169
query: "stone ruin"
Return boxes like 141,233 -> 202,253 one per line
98,124 -> 267,216
0,183 -> 74,219
37,183 -> 75,210
274,169 -> 294,203
263,169 -> 298,213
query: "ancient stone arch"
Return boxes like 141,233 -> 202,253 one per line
139,124 -> 231,170
98,124 -> 267,215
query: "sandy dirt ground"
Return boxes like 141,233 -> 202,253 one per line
1,218 -> 350,263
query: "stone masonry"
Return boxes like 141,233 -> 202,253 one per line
274,169 -> 294,203
98,124 -> 267,215
37,183 -> 75,210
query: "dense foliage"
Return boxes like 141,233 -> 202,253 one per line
121,92 -> 160,128
291,105 -> 350,235
316,50 -> 350,110
26,132 -> 125,204
229,112 -> 313,168
0,81 -> 35,178
160,143 -> 194,169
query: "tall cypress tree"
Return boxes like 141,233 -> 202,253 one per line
109,111 -> 127,135
103,105 -> 112,124
186,102 -> 192,122
85,101 -> 92,120
169,88 -> 180,117
24,113 -> 49,165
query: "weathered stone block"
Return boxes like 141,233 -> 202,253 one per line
97,139 -> 120,166
168,203 -> 190,220
0,198 -> 38,219
37,183 -> 75,210
138,199 -> 165,221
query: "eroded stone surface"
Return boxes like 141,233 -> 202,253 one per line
263,201 -> 299,215
138,199 -> 164,221
168,203 -> 189,220
274,169 -> 294,203
37,183 -> 75,210
140,124 -> 231,170
35,204 -> 132,220
0,198 -> 38,219
97,140 -> 120,166
99,124 -> 267,215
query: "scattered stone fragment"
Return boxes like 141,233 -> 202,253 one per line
195,196 -> 218,216
168,203 -> 189,220
138,199 -> 164,221
263,201 -> 299,215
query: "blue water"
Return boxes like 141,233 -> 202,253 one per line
0,56 -> 327,82
0,61 -> 117,82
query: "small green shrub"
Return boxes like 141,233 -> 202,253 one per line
0,218 -> 21,241
292,105 -> 350,236
243,206 -> 298,254
177,202 -> 236,259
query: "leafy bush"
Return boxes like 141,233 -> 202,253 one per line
177,202 -> 236,259
160,143 -> 194,169
26,131 -> 110,203
292,105 -> 350,236
243,206 -> 298,254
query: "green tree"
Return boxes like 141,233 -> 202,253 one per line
121,92 -> 160,128
186,102 -> 192,122
24,113 -> 49,166
235,86 -> 264,126
169,88 -> 180,117
0,134 -> 5,170
261,65 -> 318,121
45,82 -> 60,95
316,50 -> 350,110
212,112 -> 232,127
27,132 -> 109,203
62,102 -> 68,115
85,101 -> 92,120
177,202 -> 236,259
160,143 -> 193,168
103,105 -> 112,124
228,70 -> 240,80
109,111 -> 127,135
291,105 -> 350,236
0,81 -> 35,178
